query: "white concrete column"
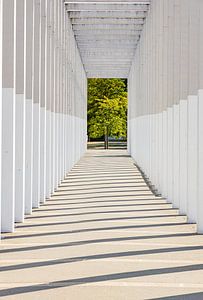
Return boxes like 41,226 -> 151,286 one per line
54,0 -> 59,188
198,90 -> 203,232
187,1 -> 199,223
14,0 -> 25,222
173,104 -> 180,208
39,0 -> 46,203
0,0 -> 2,236
178,0 -> 189,216
179,100 -> 188,215
161,0 -> 169,198
197,1 -> 203,233
1,0 -> 15,232
187,96 -> 198,222
162,110 -> 168,198
24,0 -> 34,214
45,0 -> 52,198
50,0 -> 55,194
64,15 -> 68,173
61,0 -> 65,179
167,106 -> 173,203
32,0 -> 41,208
166,0 -> 174,203
58,0 -> 62,182
172,0 -> 181,209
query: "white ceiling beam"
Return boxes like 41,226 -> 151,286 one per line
86,72 -> 130,75
65,0 -> 150,3
85,63 -> 131,66
84,60 -> 131,63
71,18 -> 145,24
86,70 -> 130,72
74,30 -> 141,36
82,55 -> 134,58
78,44 -> 137,47
78,43 -> 137,46
83,57 -> 132,61
72,24 -> 143,30
83,58 -> 133,62
87,76 -> 128,79
85,72 -> 130,75
68,11 -> 147,18
78,45 -> 137,48
79,48 -> 137,52
83,58 -> 134,62
78,42 -> 137,46
86,66 -> 132,69
86,71 -> 129,74
85,65 -> 130,72
77,39 -> 138,44
66,3 -> 149,11
87,75 -> 128,78
81,51 -> 135,54
75,34 -> 140,39
84,64 -> 131,66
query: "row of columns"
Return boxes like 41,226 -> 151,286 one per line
0,0 -> 87,236
128,0 -> 203,232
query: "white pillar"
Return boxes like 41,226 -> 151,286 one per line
173,104 -> 180,208
167,106 -> 173,203
32,0 -> 41,208
178,0 -> 189,216
172,0 -> 181,209
197,1 -> 203,233
198,90 -> 203,232
162,110 -> 168,198
1,0 -> 15,232
14,0 -> 25,222
39,0 -> 46,203
187,95 -> 198,223
45,0 -> 51,198
187,1 -> 199,223
0,0 -> 3,236
50,0 -> 55,194
54,0 -> 59,188
24,0 -> 34,214
179,100 -> 188,215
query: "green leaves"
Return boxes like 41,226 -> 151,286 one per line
87,79 -> 127,139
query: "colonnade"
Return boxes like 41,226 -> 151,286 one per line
128,0 -> 203,232
0,0 -> 87,236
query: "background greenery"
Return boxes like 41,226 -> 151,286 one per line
87,78 -> 128,145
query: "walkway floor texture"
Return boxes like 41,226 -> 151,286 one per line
1,150 -> 203,299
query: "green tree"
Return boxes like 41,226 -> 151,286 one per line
88,79 -> 127,149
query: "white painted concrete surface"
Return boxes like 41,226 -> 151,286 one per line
15,94 -> 25,222
32,102 -> 40,208
24,99 -> 33,215
1,88 -> 15,232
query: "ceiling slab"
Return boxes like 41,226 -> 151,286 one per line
65,0 -> 150,78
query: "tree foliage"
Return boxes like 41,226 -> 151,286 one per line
87,79 -> 128,140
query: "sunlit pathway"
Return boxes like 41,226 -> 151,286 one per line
0,150 -> 203,299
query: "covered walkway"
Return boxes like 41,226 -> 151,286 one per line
1,0 -> 203,298
1,150 -> 203,299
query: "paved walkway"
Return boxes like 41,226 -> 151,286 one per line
1,150 -> 203,299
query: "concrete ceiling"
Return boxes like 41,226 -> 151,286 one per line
65,0 -> 150,78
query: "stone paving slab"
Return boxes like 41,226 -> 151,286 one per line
1,150 -> 203,299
